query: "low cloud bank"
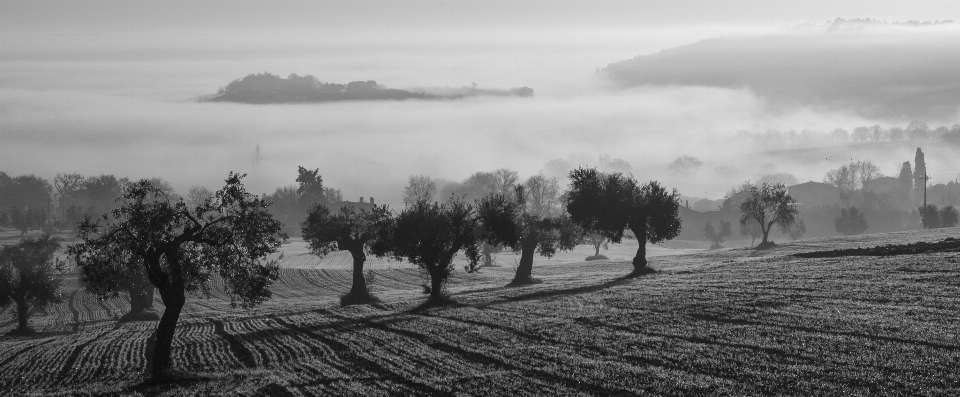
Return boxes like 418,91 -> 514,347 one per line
600,19 -> 960,120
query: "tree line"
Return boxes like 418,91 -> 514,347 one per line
0,165 -> 692,377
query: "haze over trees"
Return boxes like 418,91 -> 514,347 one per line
704,220 -> 732,249
69,173 -> 286,377
0,234 -> 63,335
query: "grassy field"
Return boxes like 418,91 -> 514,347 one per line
1,228 -> 959,396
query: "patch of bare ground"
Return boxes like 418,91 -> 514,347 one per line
1,228 -> 958,395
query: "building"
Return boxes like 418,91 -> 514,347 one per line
786,181 -> 841,208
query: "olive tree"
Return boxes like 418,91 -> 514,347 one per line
69,173 -> 285,377
373,198 -> 479,303
301,203 -> 392,305
0,234 -> 63,335
478,175 -> 582,285
738,182 -> 799,248
566,168 -> 681,275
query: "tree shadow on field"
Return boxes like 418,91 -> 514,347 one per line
469,271 -> 651,309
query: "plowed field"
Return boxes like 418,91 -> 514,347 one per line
2,228 -> 959,396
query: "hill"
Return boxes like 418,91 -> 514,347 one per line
203,73 -> 534,104
599,19 -> 960,119
1,227 -> 958,395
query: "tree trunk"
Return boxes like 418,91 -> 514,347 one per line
430,271 -> 444,302
142,285 -> 155,310
631,221 -> 648,274
16,300 -> 29,330
594,242 -> 601,256
128,285 -> 145,313
511,239 -> 537,285
347,249 -> 369,300
152,286 -> 185,377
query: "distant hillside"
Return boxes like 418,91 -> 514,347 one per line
203,73 -> 533,103
599,19 -> 960,119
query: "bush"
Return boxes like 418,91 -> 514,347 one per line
835,207 -> 868,235
585,254 -> 609,261
938,205 -> 958,228
919,204 -> 941,229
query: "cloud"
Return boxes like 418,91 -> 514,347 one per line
600,20 -> 960,120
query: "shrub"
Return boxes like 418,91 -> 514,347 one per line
835,207 -> 868,235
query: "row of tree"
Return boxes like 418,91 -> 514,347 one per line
735,122 -> 960,148
17,167 -> 683,378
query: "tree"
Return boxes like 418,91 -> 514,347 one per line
835,207 -> 868,235
2,175 -> 53,234
77,248 -> 157,321
918,204 -> 940,229
584,233 -> 609,259
296,166 -> 327,210
781,218 -> 806,241
478,177 -> 581,285
704,220 -> 732,248
53,173 -> 85,222
852,126 -> 871,143
738,182 -> 799,248
851,161 -> 883,189
897,162 -> 914,208
69,173 -> 285,377
302,203 -> 392,305
940,205 -> 959,228
374,198 -> 479,303
629,181 -> 682,270
906,120 -> 930,140
186,185 -> 214,209
0,234 -> 63,334
914,148 -> 927,205
740,220 -> 762,247
667,155 -> 703,175
566,168 -> 681,275
403,175 -> 437,206
831,128 -> 849,143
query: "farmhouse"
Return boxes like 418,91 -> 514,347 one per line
786,181 -> 841,208
863,176 -> 899,194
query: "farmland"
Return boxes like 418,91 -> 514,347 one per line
2,228 -> 959,396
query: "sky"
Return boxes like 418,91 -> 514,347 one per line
1,0 -> 959,206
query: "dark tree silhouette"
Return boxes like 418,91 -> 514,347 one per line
914,148 -> 927,204
0,234 -> 63,335
296,166 -> 327,210
738,182 -> 799,248
69,173 -> 285,377
940,205 -> 959,227
835,207 -> 869,235
628,181 -> 682,272
918,204 -> 940,229
301,204 -> 392,305
566,168 -> 681,275
478,183 -> 581,285
373,198 -> 479,303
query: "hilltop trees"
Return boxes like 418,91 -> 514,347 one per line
302,203 -> 392,305
566,168 -> 681,275
70,173 -> 285,377
0,234 -> 63,335
738,182 -> 799,248
374,198 -> 479,303
478,174 -> 582,285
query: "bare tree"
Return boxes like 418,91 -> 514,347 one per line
403,175 -> 437,206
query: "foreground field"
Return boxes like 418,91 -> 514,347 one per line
1,228 -> 959,396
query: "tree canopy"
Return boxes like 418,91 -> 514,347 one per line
69,173 -> 286,377
0,234 -> 63,334
738,182 -> 799,248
